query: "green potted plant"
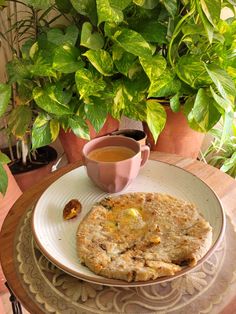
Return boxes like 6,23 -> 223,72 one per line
26,0 -> 235,159
202,126 -> 236,179
0,2 -> 60,191
1,0 -> 236,178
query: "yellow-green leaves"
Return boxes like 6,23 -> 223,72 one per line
67,116 -> 90,140
0,152 -> 10,195
53,44 -> 84,73
186,88 -> 221,132
47,25 -> 79,47
96,0 -> 125,25
83,49 -> 114,75
112,45 -> 137,75
71,0 -> 97,25
146,100 -> 166,143
0,83 -> 11,118
140,55 -> 166,81
81,22 -> 104,50
75,68 -> 106,98
84,98 -> 108,132
8,106 -> 32,139
32,114 -> 59,149
200,0 -> 221,27
176,55 -> 211,88
33,85 -> 72,115
113,29 -> 153,58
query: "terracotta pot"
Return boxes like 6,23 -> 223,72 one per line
59,115 -> 119,163
0,165 -> 22,293
12,146 -> 58,192
143,107 -> 205,159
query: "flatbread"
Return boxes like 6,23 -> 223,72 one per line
77,193 -> 212,282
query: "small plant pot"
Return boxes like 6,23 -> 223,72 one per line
9,146 -> 58,192
143,106 -> 205,159
59,115 -> 119,163
111,129 -> 147,145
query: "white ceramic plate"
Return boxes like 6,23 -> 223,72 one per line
32,160 -> 226,287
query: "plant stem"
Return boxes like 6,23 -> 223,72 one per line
168,2 -> 196,67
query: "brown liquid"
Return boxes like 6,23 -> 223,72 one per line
88,146 -> 136,162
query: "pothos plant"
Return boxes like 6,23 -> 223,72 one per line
0,0 -> 236,159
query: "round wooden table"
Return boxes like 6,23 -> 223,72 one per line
1,152 -> 236,314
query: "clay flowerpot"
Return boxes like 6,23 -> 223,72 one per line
143,106 -> 205,159
0,165 -> 22,293
9,146 -> 58,192
59,115 -> 119,163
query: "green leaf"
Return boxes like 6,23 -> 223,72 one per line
32,114 -> 53,149
113,28 -> 153,58
75,68 -> 106,98
124,75 -> 149,103
196,0 -> 214,42
133,0 -> 158,9
55,0 -> 73,13
139,55 -> 166,81
53,44 -> 84,73
52,83 -> 73,105
81,22 -> 104,50
176,55 -> 211,88
50,119 -> 60,142
0,83 -> 11,117
70,0 -> 97,25
190,88 -> 221,132
148,69 -> 180,97
96,0 -> 124,25
33,86 -> 72,115
200,0 -> 221,27
84,97 -> 108,133
68,116 -> 90,140
110,0 -> 131,9
124,100 -> 147,121
8,106 -> 32,138
170,93 -> 180,112
112,82 -> 128,118
0,152 -> 10,164
210,86 -> 232,114
83,49 -> 114,76
112,45 -> 137,75
0,164 -> 8,196
146,100 -> 167,143
132,20 -> 167,43
220,151 -> 236,173
23,0 -> 52,9
220,112 -> 234,147
7,59 -> 31,83
47,25 -> 79,47
160,0 -> 177,18
205,64 -> 236,100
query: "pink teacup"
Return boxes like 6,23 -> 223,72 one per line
82,135 -> 150,193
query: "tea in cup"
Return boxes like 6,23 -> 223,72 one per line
82,135 -> 150,193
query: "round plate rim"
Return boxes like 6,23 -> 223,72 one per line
31,160 -> 226,287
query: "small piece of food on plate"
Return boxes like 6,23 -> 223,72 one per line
63,199 -> 82,220
77,192 -> 212,282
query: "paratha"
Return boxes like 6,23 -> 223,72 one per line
77,193 -> 212,282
